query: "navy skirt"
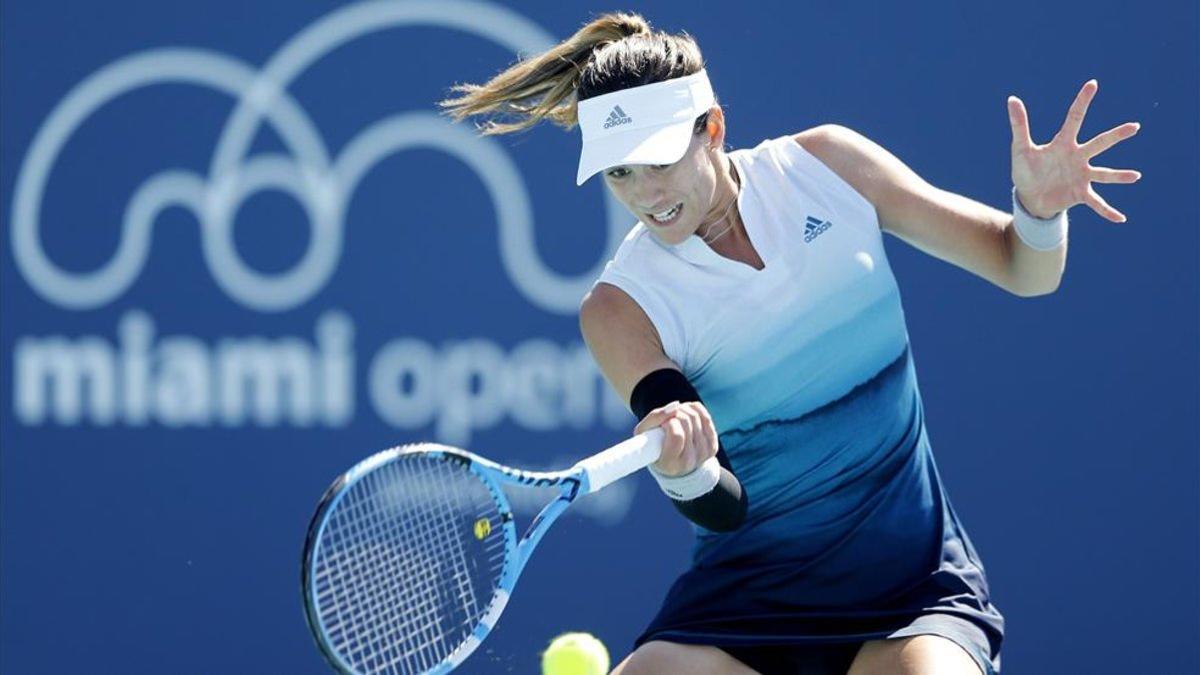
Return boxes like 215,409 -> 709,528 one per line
638,494 -> 1003,672
634,477 -> 1004,675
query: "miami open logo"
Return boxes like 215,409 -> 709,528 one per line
8,0 -> 637,470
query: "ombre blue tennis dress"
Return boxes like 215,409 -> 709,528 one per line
593,135 -> 1004,674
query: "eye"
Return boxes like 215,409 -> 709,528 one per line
652,163 -> 671,171
606,167 -> 630,179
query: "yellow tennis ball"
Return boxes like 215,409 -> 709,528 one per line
541,632 -> 610,675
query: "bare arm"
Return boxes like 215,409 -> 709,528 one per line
579,282 -> 678,405
793,83 -> 1141,298
795,124 -> 1066,297
580,283 -> 747,531
579,282 -> 716,476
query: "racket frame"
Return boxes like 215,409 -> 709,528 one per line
301,429 -> 663,674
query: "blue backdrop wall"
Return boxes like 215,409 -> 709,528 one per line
2,1 -> 1196,673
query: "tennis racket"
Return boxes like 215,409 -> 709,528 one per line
301,428 -> 666,675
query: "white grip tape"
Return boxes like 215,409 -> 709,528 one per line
647,455 -> 722,501
1012,187 -> 1068,251
577,428 -> 664,494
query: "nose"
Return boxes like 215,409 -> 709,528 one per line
629,171 -> 668,210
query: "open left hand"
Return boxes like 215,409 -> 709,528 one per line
1008,80 -> 1142,222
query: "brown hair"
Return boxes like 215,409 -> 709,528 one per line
439,12 -> 710,136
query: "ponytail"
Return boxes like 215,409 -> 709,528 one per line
439,12 -> 703,136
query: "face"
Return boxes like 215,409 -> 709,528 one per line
601,108 -> 730,246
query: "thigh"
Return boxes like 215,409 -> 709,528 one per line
611,640 -> 761,675
847,635 -> 983,675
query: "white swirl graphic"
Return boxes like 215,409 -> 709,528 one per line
10,0 -> 629,313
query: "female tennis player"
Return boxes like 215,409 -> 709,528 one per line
442,12 -> 1139,675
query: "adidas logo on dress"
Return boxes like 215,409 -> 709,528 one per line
804,216 -> 833,242
603,105 -> 633,129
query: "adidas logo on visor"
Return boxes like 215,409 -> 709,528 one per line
602,105 -> 633,129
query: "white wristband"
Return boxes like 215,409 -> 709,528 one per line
1012,187 -> 1068,251
647,456 -> 722,501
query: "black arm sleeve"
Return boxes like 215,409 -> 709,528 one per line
629,368 -> 748,532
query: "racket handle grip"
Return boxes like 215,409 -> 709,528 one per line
577,428 -> 664,494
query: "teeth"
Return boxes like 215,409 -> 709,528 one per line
652,203 -> 681,222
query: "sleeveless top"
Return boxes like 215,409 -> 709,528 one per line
592,135 -> 1004,668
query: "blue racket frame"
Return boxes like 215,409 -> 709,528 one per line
301,444 -> 593,675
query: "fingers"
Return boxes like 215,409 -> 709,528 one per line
1082,122 -> 1140,158
639,407 -> 687,459
669,404 -> 706,462
665,416 -> 688,455
1085,185 -> 1126,223
634,401 -> 682,436
672,403 -> 717,465
637,401 -> 718,475
1007,96 -> 1034,149
1061,79 -> 1098,141
1089,166 -> 1142,184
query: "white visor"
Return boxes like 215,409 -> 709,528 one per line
575,69 -> 715,185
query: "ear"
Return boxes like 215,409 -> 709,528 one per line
706,106 -> 726,150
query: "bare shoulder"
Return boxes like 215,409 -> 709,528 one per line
792,124 -> 858,163
579,283 -> 679,406
791,124 -> 896,204
792,123 -> 872,159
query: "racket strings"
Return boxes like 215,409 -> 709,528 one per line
312,454 -> 506,674
375,462 -> 480,672
321,460 -> 481,673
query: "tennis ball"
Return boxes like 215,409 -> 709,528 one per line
541,632 -> 610,675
